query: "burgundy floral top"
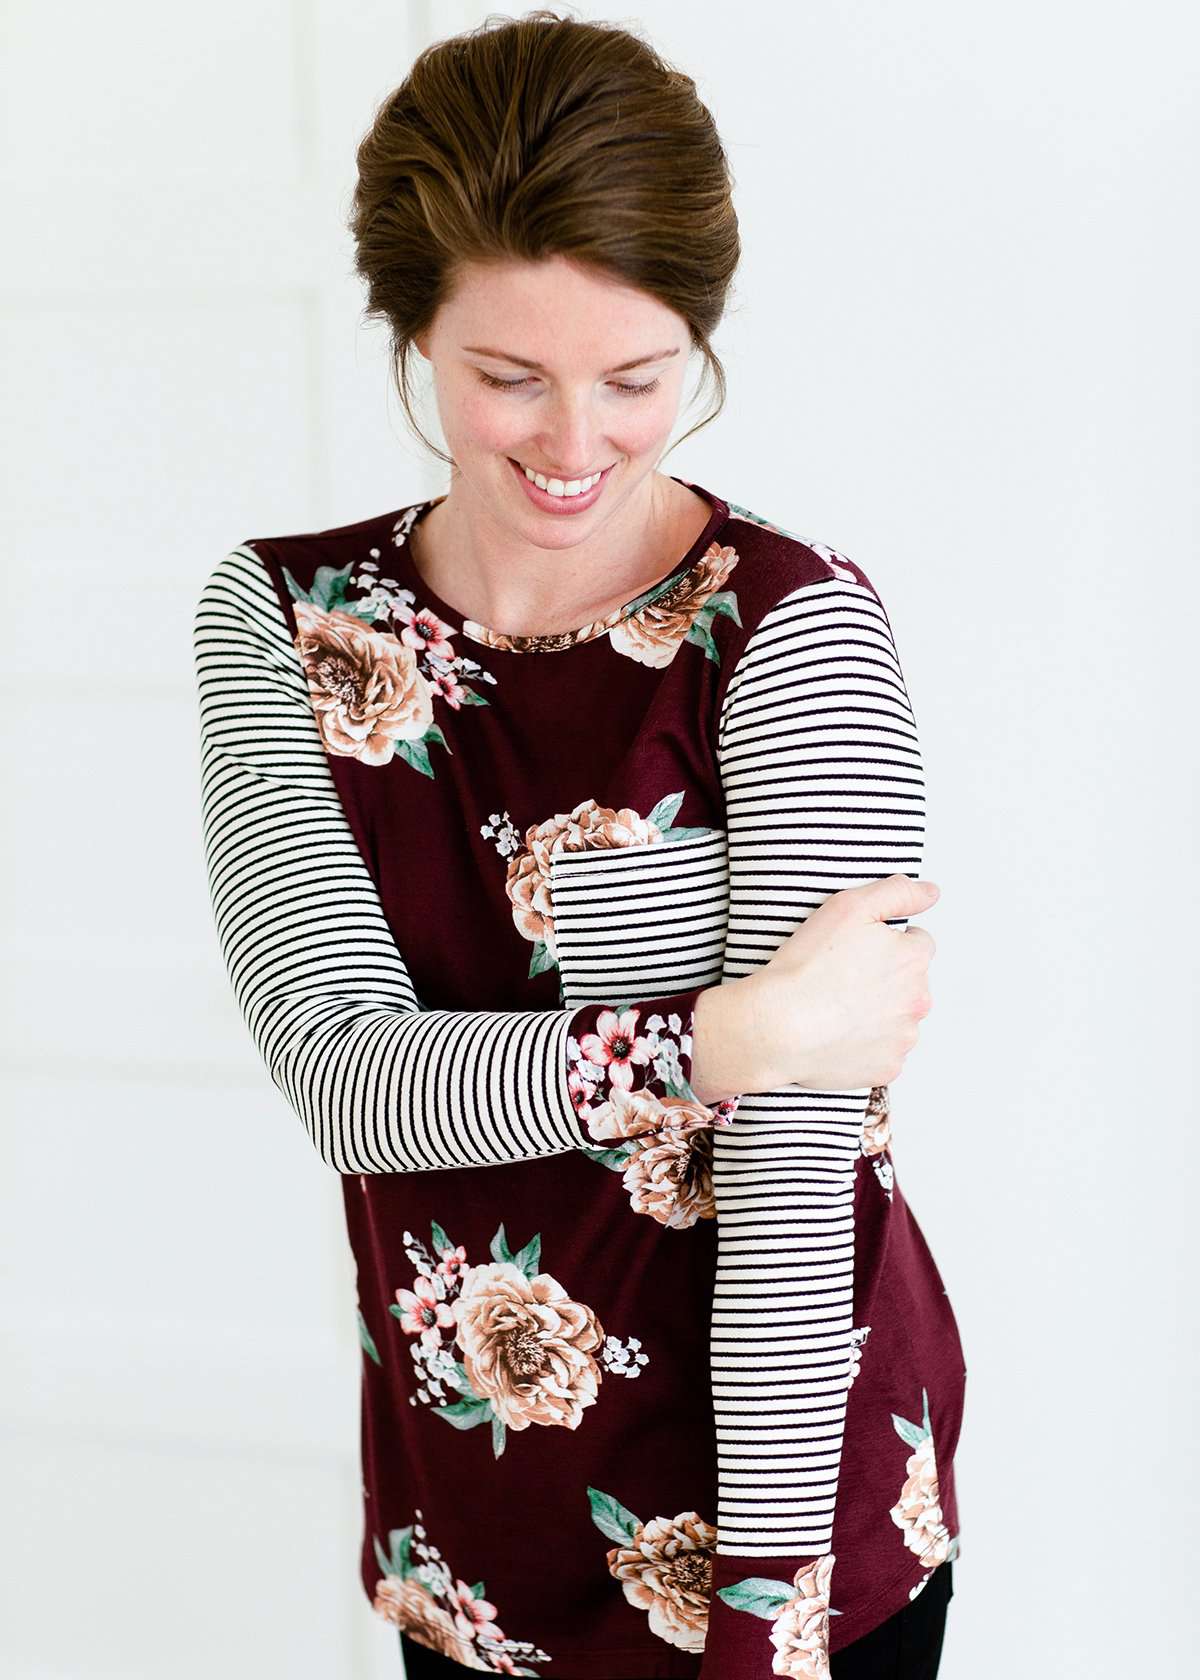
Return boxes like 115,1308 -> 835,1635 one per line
193,476 -> 966,1680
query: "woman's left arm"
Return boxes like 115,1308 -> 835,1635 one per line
701,560 -> 926,1678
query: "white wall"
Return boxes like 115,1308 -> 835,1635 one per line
2,2 -> 1195,1676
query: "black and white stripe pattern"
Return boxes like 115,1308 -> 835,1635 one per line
548,827 -> 731,1004
193,546 -> 594,1175
195,541 -> 925,1563
711,575 -> 925,1557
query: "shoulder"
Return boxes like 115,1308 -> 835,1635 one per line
193,502 -> 423,636
708,496 -> 892,673
719,497 -> 883,609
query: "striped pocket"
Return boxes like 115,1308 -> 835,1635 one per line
548,827 -> 730,1007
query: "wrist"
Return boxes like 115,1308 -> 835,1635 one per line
690,974 -> 779,1104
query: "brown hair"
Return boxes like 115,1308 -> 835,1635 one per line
346,7 -> 741,469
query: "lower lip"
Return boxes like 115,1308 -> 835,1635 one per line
508,456 -> 614,513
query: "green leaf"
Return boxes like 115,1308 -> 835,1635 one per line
376,1524 -> 413,1578
423,720 -> 452,756
511,1232 -> 542,1279
394,737 -> 435,778
921,1387 -> 931,1436
469,1581 -> 486,1599
646,791 -> 685,830
586,1486 -> 640,1545
684,619 -> 721,664
310,562 -> 356,611
527,939 -> 557,979
281,565 -> 312,605
430,1219 -> 452,1258
581,1144 -> 636,1171
891,1412 -> 927,1450
455,687 -> 490,707
356,1308 -> 382,1365
716,1576 -> 795,1618
705,588 -> 743,627
491,1412 -> 506,1458
491,1223 -> 513,1266
433,1396 -> 494,1430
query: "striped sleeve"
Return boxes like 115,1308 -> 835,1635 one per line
192,546 -> 726,1176
700,569 -> 925,1675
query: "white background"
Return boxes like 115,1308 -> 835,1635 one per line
2,2 -> 1196,1675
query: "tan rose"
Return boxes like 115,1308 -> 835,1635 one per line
293,600 -> 433,766
454,1261 -> 605,1430
890,1433 -> 952,1569
768,1552 -> 836,1680
622,1122 -> 717,1229
372,1577 -> 491,1669
861,1085 -> 892,1157
506,798 -> 664,952
610,542 -> 741,667
584,1085 -> 711,1141
606,1511 -> 717,1652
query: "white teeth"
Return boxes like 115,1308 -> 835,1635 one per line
520,464 -> 603,496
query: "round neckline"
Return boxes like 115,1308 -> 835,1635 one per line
392,476 -> 730,654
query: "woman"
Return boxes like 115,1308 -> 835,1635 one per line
193,11 -> 965,1678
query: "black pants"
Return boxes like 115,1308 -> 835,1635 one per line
832,1560 -> 953,1677
400,1560 -> 953,1679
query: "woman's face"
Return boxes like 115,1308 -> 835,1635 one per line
414,254 -> 693,541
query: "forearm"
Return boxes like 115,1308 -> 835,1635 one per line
688,973 -> 777,1105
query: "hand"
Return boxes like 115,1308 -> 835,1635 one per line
748,873 -> 939,1090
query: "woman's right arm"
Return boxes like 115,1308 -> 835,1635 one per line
193,546 -> 747,1176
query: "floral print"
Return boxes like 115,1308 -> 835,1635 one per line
847,1325 -> 872,1387
587,1487 -> 716,1652
715,1552 -> 841,1680
495,789 -> 723,982
372,1510 -> 552,1674
381,1218 -> 647,1457
889,1389 -> 954,1573
567,1007 -> 734,1228
483,787 -> 741,1229
861,1084 -> 896,1200
725,502 -> 860,584
282,547 -> 495,777
453,535 -> 741,661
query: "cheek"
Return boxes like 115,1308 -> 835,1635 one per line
453,392 -> 517,449
614,394 -> 677,453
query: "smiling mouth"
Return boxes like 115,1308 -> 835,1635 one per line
510,457 -> 614,479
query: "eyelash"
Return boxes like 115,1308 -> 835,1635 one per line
477,371 -> 661,398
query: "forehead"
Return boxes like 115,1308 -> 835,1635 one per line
440,254 -> 687,366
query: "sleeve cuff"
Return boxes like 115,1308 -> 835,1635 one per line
563,985 -> 741,1146
700,1551 -> 836,1680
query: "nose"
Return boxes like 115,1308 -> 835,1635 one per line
530,393 -> 611,478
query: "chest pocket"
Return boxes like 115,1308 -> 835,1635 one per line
548,827 -> 730,1008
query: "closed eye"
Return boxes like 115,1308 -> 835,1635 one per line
477,371 -> 660,398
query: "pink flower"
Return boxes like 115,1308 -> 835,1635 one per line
393,603 -> 457,660
393,1274 -> 456,1348
428,667 -> 470,708
434,1244 -> 469,1284
578,1008 -> 655,1091
567,1066 -> 601,1113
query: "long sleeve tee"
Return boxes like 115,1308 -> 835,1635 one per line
193,477 -> 966,1680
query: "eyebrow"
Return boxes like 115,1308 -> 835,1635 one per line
462,345 -> 681,375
